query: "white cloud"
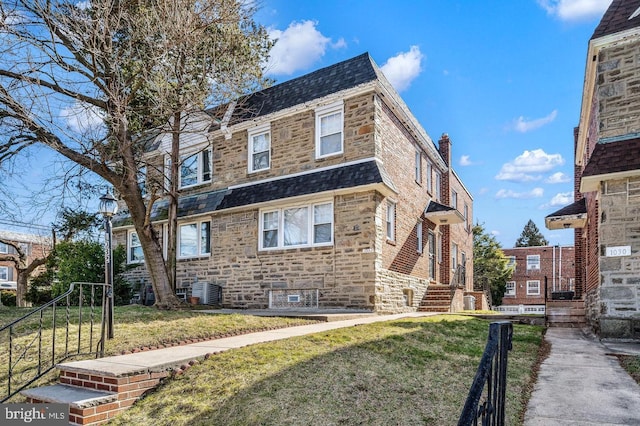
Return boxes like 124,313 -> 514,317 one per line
459,155 -> 472,166
491,230 -> 500,237
545,171 -> 571,183
549,191 -> 575,206
265,20 -> 342,76
495,149 -> 565,182
512,110 -> 558,133
59,102 -> 104,133
495,187 -> 544,199
380,46 -> 424,92
538,0 -> 612,22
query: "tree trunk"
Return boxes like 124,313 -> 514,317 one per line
166,111 -> 181,292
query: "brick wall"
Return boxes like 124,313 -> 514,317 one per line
501,246 -> 575,306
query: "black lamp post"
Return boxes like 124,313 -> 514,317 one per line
99,191 -> 118,339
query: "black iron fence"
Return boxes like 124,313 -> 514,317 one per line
0,282 -> 107,402
458,321 -> 513,426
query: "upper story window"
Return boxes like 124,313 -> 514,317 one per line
452,243 -> 458,269
386,201 -> 396,242
0,242 -> 7,254
426,161 -> 432,194
0,266 -> 8,281
416,222 -> 423,254
464,203 -> 469,231
435,171 -> 442,201
180,148 -> 212,188
179,220 -> 211,258
428,231 -> 436,280
451,190 -> 458,209
127,231 -> 144,264
506,281 -> 516,296
527,280 -> 540,295
415,150 -> 422,184
315,102 -> 344,158
259,201 -> 333,250
507,256 -> 516,271
526,255 -> 540,271
248,124 -> 271,173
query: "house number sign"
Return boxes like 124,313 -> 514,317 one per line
605,246 -> 631,257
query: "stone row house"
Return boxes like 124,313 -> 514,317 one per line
114,53 -> 475,313
546,0 -> 640,338
498,245 -> 575,314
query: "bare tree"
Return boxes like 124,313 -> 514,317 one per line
0,0 -> 271,308
0,235 -> 52,306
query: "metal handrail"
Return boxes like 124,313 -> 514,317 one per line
0,282 -> 107,402
458,321 -> 513,426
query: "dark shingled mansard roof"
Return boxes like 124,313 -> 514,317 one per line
208,52 -> 380,127
582,137 -> 640,178
592,0 -> 640,40
113,160 -> 394,227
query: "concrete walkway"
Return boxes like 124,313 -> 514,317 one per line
60,311 -> 433,376
524,328 -> 640,426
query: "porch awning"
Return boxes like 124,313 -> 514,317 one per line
423,200 -> 464,225
544,198 -> 587,230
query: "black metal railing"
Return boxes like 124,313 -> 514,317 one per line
458,321 -> 513,426
0,282 -> 107,402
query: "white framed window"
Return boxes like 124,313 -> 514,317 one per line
451,190 -> 458,209
416,222 -> 423,254
426,161 -> 432,194
386,201 -> 396,241
527,280 -> 540,295
179,148 -> 212,188
435,171 -> 442,201
506,281 -> 516,296
127,231 -> 144,264
452,243 -> 458,269
259,201 -> 333,250
437,232 -> 442,263
315,102 -> 344,158
0,242 -> 7,253
464,203 -> 469,231
507,256 -> 516,271
178,220 -> 211,258
415,150 -> 422,184
527,255 -> 540,271
248,124 -> 271,173
0,266 -> 8,281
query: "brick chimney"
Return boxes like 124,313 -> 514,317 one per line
438,133 -> 451,167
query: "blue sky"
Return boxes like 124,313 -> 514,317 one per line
3,0 -> 613,248
254,0 -> 613,248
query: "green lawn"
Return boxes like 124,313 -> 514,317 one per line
111,314 -> 544,426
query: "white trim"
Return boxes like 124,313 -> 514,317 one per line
315,100 -> 344,159
526,255 -> 540,271
178,147 -> 212,189
526,280 -> 541,296
178,219 -> 211,259
505,281 -> 516,297
416,222 -> 423,254
386,201 -> 396,242
127,230 -> 144,264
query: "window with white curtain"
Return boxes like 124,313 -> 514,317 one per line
315,102 -> 344,158
260,201 -> 333,250
248,124 -> 271,172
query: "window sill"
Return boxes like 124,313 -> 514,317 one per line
178,255 -> 211,261
386,239 -> 396,246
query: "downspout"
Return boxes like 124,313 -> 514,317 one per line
552,245 -> 556,293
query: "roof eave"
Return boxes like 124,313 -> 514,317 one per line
424,209 -> 465,225
580,169 -> 640,192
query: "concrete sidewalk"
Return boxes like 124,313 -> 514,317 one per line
59,311 -> 433,376
524,328 -> 640,426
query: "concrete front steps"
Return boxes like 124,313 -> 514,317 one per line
546,300 -> 587,328
418,285 -> 452,313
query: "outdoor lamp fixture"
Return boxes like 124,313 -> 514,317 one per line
99,191 -> 118,340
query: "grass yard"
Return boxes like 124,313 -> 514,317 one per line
111,315 -> 545,426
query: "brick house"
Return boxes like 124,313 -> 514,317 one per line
498,246 -> 575,314
545,0 -> 640,338
0,230 -> 52,292
113,53 -> 475,313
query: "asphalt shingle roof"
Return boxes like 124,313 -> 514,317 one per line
209,52 -> 380,126
592,0 -> 640,40
113,160 -> 393,227
582,137 -> 640,177
545,198 -> 587,219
